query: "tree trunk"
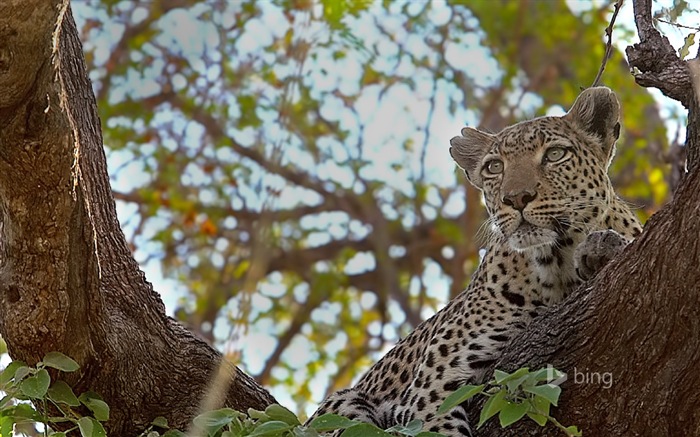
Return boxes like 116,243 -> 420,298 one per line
476,1 -> 700,435
0,2 -> 275,435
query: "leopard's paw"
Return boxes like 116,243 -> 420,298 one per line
574,229 -> 628,281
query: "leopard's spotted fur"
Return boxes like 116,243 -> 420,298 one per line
308,87 -> 642,435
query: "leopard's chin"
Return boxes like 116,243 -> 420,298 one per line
506,222 -> 558,251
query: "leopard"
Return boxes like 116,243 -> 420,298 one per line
307,87 -> 642,436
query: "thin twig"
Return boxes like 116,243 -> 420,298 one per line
656,18 -> 700,32
592,0 -> 624,87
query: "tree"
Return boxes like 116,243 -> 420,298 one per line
0,2 -> 274,434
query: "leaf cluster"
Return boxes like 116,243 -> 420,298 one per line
438,367 -> 581,437
140,404 -> 445,437
0,352 -> 109,437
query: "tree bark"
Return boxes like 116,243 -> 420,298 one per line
476,1 -> 700,435
0,2 -> 275,435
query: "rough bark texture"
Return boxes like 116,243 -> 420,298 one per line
476,1 -> 700,435
0,2 -> 275,435
626,0 -> 697,172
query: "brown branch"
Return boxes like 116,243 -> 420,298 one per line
346,270 -> 423,328
166,94 -> 372,225
627,0 -> 699,170
656,18 -> 700,32
625,0 -> 692,106
112,189 -> 340,223
592,0 -> 623,87
255,288 -> 324,385
267,239 -> 373,273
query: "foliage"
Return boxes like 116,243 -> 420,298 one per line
438,367 -> 580,437
69,0 -> 681,413
139,405 -> 446,437
0,353 -> 109,437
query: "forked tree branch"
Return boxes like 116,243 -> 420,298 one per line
625,0 -> 693,107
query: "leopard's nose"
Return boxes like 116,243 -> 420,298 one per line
502,190 -> 537,211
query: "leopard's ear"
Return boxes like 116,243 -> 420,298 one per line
564,86 -> 621,163
449,127 -> 495,189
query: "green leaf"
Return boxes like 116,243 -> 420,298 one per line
20,368 -> 50,399
12,403 -> 44,420
265,404 -> 300,426
248,408 -> 269,421
437,384 -> 484,414
679,32 -> 696,59
498,401 -> 529,427
236,95 -> 263,128
0,416 -> 14,437
493,369 -> 509,384
13,366 -> 33,383
564,425 -> 583,436
308,414 -> 360,432
78,417 -> 106,437
193,408 -> 237,431
247,420 -> 292,436
523,384 -> 562,406
42,352 -> 80,372
477,389 -> 507,428
79,392 -> 110,421
493,367 -> 529,385
48,380 -> 81,406
152,416 -> 169,428
0,395 -> 12,409
162,430 -> 186,437
49,432 -> 67,437
532,394 -> 551,417
0,361 -> 27,385
526,412 -> 548,427
385,418 -> 423,436
505,374 -> 531,393
292,427 -> 321,437
340,423 -> 392,437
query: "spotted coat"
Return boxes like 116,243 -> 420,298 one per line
308,87 -> 642,436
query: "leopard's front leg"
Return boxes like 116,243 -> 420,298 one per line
574,229 -> 630,281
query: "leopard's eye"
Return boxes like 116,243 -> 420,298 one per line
543,147 -> 567,163
483,159 -> 504,176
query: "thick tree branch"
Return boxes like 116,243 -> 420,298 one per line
0,2 -> 275,435
626,0 -> 698,173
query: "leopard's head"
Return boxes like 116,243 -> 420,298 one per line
450,87 -> 621,251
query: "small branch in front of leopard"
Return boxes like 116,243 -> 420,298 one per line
591,0 -> 624,87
